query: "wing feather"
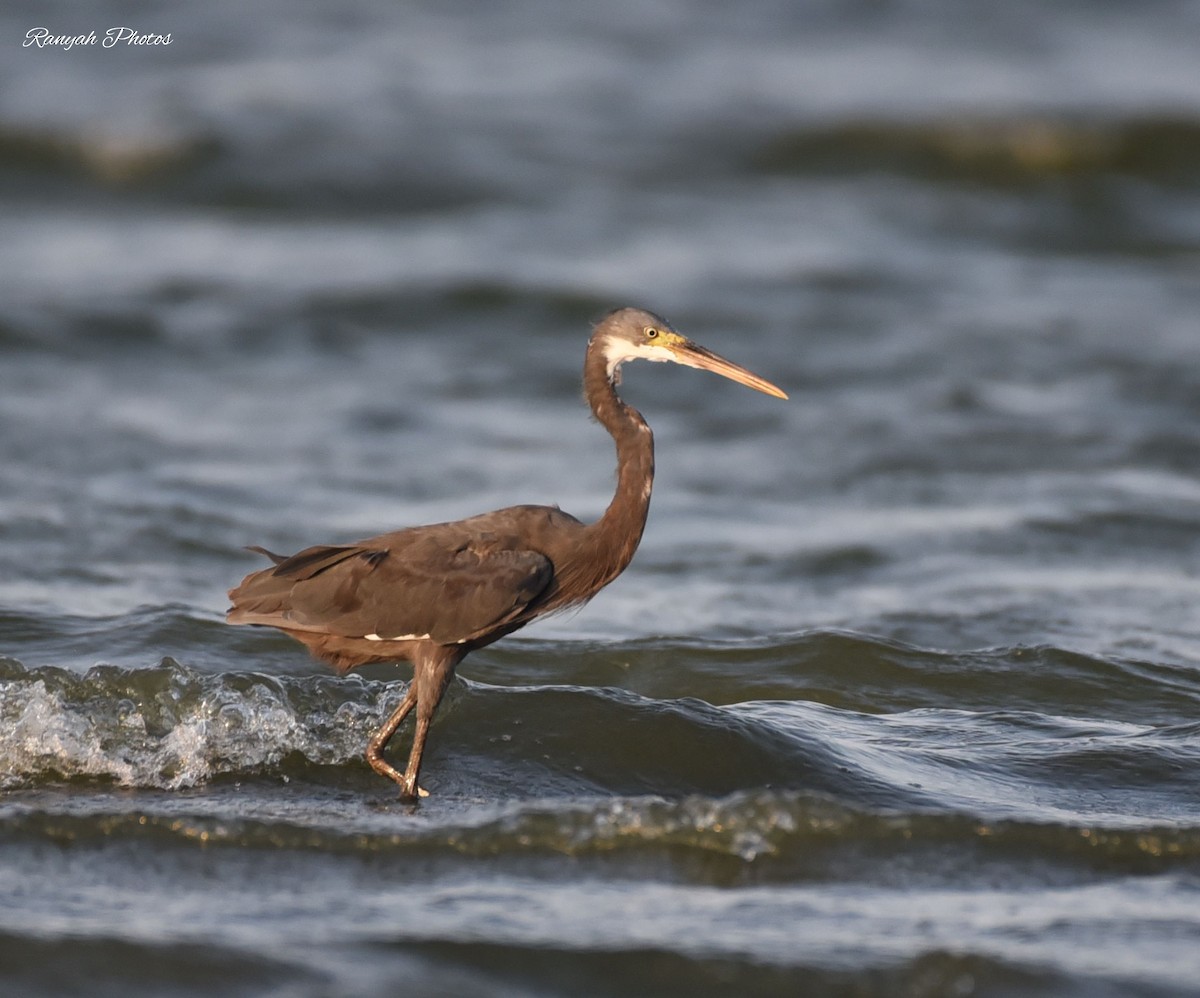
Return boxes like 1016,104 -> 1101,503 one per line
228,527 -> 555,645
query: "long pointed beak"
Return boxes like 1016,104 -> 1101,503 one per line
672,340 -> 789,399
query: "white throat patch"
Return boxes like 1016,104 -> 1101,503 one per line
602,337 -> 677,379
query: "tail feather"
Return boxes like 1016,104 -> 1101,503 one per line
244,544 -> 287,565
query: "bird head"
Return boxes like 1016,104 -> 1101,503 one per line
593,307 -> 788,399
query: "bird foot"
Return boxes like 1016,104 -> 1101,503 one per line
367,753 -> 430,801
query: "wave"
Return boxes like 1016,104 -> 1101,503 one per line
477,631 -> 1200,725
4,784 -> 1198,875
0,121 -> 218,185
361,942 -> 1102,998
7,604 -> 1200,727
0,924 -> 1132,998
0,931 -> 315,998
0,656 -> 385,790
753,113 -> 1200,187
0,654 -> 898,803
2,646 -> 1198,825
8,110 -> 1200,196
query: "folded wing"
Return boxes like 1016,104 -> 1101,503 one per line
227,527 -> 554,646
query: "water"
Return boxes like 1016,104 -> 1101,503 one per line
3,1 -> 1200,995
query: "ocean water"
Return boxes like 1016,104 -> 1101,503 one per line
3,1 -> 1200,995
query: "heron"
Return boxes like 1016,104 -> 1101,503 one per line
226,307 -> 787,801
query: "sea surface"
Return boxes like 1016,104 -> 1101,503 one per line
3,1 -> 1200,995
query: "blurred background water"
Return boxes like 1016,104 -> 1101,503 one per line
3,2 -> 1200,996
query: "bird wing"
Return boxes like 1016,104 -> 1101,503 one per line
227,530 -> 555,646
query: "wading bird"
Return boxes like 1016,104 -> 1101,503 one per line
227,308 -> 787,801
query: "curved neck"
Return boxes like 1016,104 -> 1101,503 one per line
578,334 -> 655,586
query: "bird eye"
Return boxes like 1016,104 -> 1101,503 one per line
645,328 -> 659,339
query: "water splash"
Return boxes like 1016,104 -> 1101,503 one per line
0,657 -> 398,790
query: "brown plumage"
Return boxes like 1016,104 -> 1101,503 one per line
227,307 -> 786,801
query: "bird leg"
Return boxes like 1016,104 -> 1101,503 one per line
365,649 -> 459,802
365,684 -> 428,798
394,660 -> 456,802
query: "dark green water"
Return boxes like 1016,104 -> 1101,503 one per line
3,1 -> 1200,995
